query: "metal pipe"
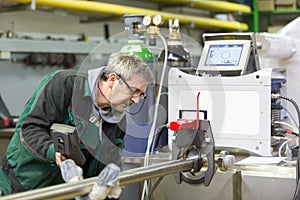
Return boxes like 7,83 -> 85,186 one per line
4,0 -> 248,31
0,158 -> 195,200
140,0 -> 252,14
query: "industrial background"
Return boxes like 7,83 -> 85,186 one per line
1,0 -> 300,199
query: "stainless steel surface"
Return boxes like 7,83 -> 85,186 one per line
120,159 -> 194,186
0,158 -> 196,200
151,164 -> 297,200
232,170 -> 242,200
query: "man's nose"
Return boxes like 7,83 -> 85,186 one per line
130,95 -> 140,104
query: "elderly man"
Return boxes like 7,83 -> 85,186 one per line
0,52 -> 154,198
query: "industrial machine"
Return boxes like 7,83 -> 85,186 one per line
160,32 -> 299,200
168,33 -> 288,157
169,67 -> 287,156
169,117 -> 216,186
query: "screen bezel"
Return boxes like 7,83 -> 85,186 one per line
197,40 -> 251,74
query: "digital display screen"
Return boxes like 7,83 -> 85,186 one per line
204,44 -> 244,66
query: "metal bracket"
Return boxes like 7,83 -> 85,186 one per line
174,120 -> 216,186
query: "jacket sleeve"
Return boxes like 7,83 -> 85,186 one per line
19,71 -> 75,162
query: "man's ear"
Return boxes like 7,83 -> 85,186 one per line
107,73 -> 118,88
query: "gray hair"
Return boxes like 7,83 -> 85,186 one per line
103,52 -> 154,84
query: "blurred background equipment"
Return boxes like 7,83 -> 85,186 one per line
0,95 -> 18,129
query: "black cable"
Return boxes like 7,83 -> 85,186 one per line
146,124 -> 168,200
294,182 -> 300,200
149,176 -> 164,198
124,97 -> 146,115
273,95 -> 300,200
276,95 -> 300,132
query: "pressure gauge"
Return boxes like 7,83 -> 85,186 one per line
142,15 -> 152,26
153,15 -> 163,26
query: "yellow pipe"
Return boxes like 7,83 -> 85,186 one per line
191,0 -> 251,14
141,0 -> 252,14
4,0 -> 248,31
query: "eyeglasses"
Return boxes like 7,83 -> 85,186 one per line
116,74 -> 146,100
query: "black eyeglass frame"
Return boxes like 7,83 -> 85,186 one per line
116,74 -> 147,100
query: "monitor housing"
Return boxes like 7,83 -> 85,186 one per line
197,32 -> 260,76
198,40 -> 251,76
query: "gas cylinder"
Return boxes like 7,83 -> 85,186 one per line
121,14 -> 155,156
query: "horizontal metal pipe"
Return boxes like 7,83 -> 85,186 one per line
0,158 -> 195,200
141,0 -> 252,14
120,158 -> 194,186
4,0 -> 248,31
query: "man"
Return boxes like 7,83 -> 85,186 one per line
0,52 -> 154,197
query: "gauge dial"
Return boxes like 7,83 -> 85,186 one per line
142,15 -> 152,26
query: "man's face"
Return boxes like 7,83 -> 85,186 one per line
110,75 -> 148,112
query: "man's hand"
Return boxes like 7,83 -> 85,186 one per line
59,160 -> 122,200
55,152 -> 67,168
88,163 -> 122,200
60,159 -> 83,182
107,181 -> 122,199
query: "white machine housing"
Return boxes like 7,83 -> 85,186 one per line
168,67 -> 286,156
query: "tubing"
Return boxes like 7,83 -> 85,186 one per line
141,0 -> 252,14
4,0 -> 248,31
0,158 -> 195,200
